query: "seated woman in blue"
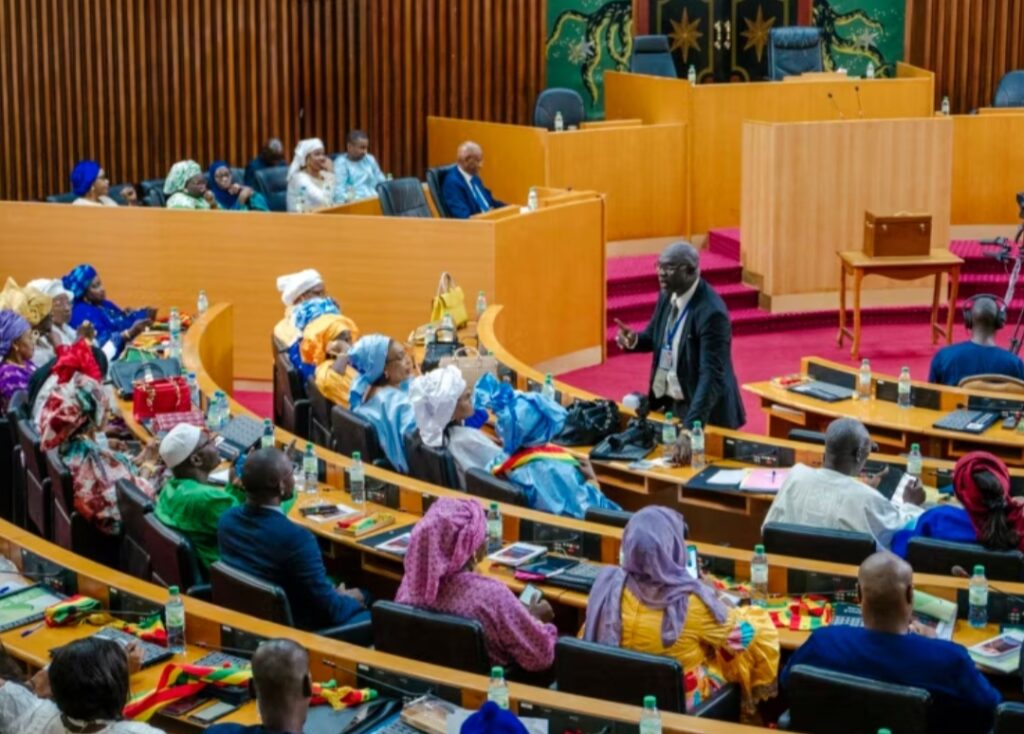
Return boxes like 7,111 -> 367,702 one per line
347,334 -> 415,472
892,451 -> 1023,557
207,161 -> 269,211
284,296 -> 341,383
62,264 -> 155,360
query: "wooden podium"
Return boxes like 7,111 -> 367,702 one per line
740,117 -> 954,307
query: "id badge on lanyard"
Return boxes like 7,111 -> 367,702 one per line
660,304 -> 688,371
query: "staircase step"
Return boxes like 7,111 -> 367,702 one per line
608,284 -> 760,323
708,228 -> 741,260
607,250 -> 743,298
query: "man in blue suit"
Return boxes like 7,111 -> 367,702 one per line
441,141 -> 505,218
217,448 -> 368,631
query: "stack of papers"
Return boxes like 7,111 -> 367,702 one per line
706,467 -> 788,493
912,590 -> 957,641
968,631 -> 1024,674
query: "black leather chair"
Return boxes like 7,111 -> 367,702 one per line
555,638 -> 739,720
782,664 -> 930,734
330,405 -> 388,467
994,71 -> 1024,108
210,561 -> 372,644
425,165 -> 454,218
44,191 -> 77,204
114,479 -> 155,580
404,432 -> 459,489
139,179 -> 166,208
786,428 -> 826,445
767,27 -> 824,81
629,35 -> 677,78
584,507 -> 634,528
533,88 -> 586,130
372,600 -> 489,674
376,178 -> 432,218
142,514 -> 209,598
763,522 -> 875,565
0,391 -> 27,524
464,467 -> 527,506
995,702 -> 1024,734
254,167 -> 289,212
46,450 -> 119,569
108,183 -> 136,205
907,537 -> 1024,582
17,419 -> 51,539
305,376 -> 335,450
273,351 -> 310,440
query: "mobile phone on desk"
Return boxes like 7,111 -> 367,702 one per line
685,544 -> 699,579
519,584 -> 542,606
187,700 -> 238,725
161,694 -> 209,718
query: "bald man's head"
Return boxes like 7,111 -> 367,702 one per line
252,639 -> 311,709
657,241 -> 700,295
823,417 -> 871,476
969,296 -> 1002,337
457,141 -> 484,176
241,448 -> 294,504
859,552 -> 914,633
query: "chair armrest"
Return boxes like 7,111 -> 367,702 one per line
318,619 -> 374,646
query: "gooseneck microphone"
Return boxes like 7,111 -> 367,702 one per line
827,92 -> 845,119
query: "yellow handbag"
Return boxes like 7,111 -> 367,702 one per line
429,272 -> 469,328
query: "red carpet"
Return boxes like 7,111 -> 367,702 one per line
235,389 -> 273,419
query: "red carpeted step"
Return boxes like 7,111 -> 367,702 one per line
608,283 -> 759,323
607,250 -> 743,298
707,228 -> 741,260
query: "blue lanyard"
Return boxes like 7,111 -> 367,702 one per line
663,301 -> 690,351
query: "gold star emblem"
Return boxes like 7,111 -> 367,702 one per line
741,6 -> 776,62
668,9 -> 703,60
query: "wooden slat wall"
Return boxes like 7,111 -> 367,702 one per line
905,0 -> 1024,112
0,0 -> 545,201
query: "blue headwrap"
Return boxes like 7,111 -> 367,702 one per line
347,334 -> 391,409
474,373 -> 566,453
459,702 -> 528,734
291,297 -> 340,333
70,160 -> 101,197
62,264 -> 98,300
207,160 -> 239,210
0,310 -> 30,358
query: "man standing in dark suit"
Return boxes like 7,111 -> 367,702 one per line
615,242 -> 745,429
441,141 -> 505,218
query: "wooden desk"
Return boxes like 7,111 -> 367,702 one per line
837,250 -> 963,359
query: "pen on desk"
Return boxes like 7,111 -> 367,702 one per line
0,586 -> 11,596
21,622 -> 44,638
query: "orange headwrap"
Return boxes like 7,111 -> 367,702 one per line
299,314 -> 360,366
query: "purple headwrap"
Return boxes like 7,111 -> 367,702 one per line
0,310 -> 30,358
583,506 -> 728,649
70,160 -> 101,197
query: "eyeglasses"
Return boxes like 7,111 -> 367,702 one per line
656,263 -> 691,274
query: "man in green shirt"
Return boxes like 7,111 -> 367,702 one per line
156,424 -> 240,570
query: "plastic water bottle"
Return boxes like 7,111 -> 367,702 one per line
441,312 -> 455,335
487,666 -> 509,709
527,187 -> 539,212
487,502 -> 502,548
687,65 -> 697,84
866,61 -> 875,79
206,392 -> 221,430
346,184 -> 356,202
907,443 -> 922,479
215,390 -> 230,429
661,412 -> 677,445
940,95 -> 950,115
476,290 -> 487,319
424,323 -> 437,345
858,358 -> 872,400
165,585 -> 186,654
168,307 -> 182,360
196,289 -> 208,316
303,442 -> 318,495
296,185 -> 307,213
260,418 -> 274,449
186,372 -> 200,408
690,421 -> 705,471
349,451 -> 365,505
541,374 -> 556,401
554,110 -> 564,131
751,544 -> 769,606
969,564 -> 988,628
897,366 -> 912,408
639,695 -> 661,734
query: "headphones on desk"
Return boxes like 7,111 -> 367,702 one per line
963,293 -> 1008,331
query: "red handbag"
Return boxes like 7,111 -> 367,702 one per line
132,376 -> 191,421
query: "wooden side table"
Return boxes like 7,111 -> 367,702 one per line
837,250 -> 963,359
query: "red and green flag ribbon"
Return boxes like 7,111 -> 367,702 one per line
764,595 -> 834,631
492,445 -> 579,476
43,595 -> 166,644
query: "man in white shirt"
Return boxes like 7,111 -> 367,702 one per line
762,417 -> 926,549
333,130 -> 386,201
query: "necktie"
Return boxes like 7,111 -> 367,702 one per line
471,178 -> 490,212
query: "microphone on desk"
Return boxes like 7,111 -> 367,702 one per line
827,92 -> 845,119
853,85 -> 865,118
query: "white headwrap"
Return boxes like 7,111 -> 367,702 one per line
276,269 -> 324,306
287,138 -> 326,181
409,366 -> 467,448
26,278 -> 73,302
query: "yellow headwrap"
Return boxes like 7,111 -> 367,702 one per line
0,278 -> 52,327
299,314 -> 360,366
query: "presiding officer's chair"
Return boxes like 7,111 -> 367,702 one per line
994,71 -> 1024,108
629,36 -> 677,78
533,88 -> 585,130
426,166 -> 454,218
781,664 -> 930,734
254,166 -> 289,212
371,600 -> 489,674
906,537 -> 1024,582
555,638 -> 740,720
766,27 -> 824,81
210,561 -> 372,644
376,178 -> 432,218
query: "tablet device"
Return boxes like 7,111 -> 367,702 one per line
0,585 -> 65,633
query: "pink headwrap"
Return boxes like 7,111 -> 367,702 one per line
395,498 -> 486,607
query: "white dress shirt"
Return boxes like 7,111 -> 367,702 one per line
653,279 -> 699,400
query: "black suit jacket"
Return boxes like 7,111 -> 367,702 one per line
633,279 -> 746,429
